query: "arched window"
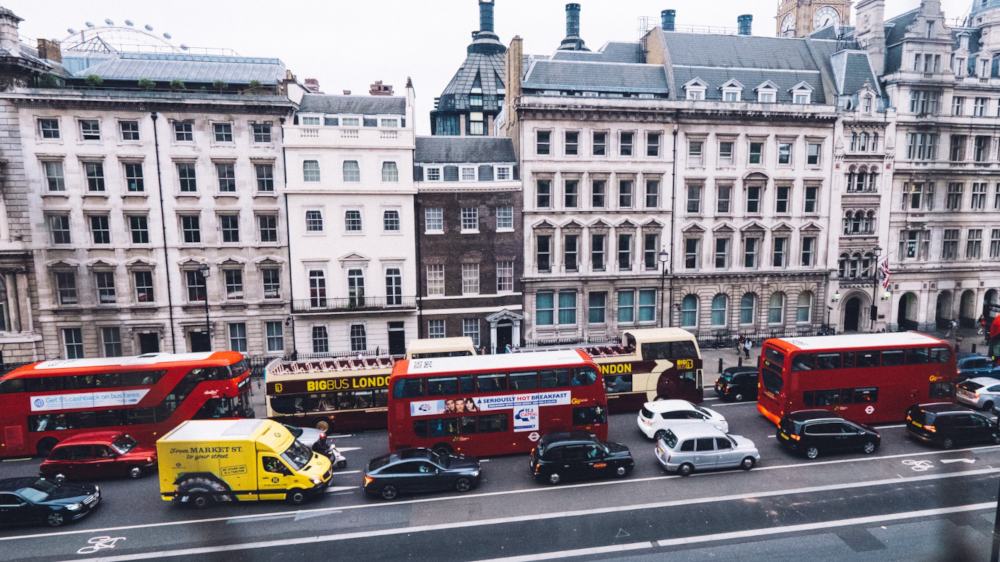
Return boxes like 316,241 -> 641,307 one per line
851,210 -> 863,234
854,167 -> 866,191
861,211 -> 871,234
844,211 -> 853,235
847,166 -> 856,192
711,294 -> 728,327
838,253 -> 849,278
381,161 -> 399,182
862,252 -> 875,278
740,292 -> 757,325
867,169 -> 878,192
796,291 -> 814,323
343,161 -> 360,182
866,211 -> 877,233
850,253 -> 861,277
680,294 -> 698,327
850,132 -> 858,151
768,292 -> 786,324
871,133 -> 879,151
859,132 -> 869,152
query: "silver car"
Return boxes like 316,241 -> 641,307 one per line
957,377 -> 1000,410
655,425 -> 760,477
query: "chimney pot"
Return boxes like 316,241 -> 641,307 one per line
737,14 -> 752,36
37,38 -> 62,64
661,9 -> 675,32
343,90 -> 351,95
565,3 -> 581,38
479,0 -> 495,33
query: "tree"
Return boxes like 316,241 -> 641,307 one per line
84,74 -> 104,89
169,79 -> 186,91
248,80 -> 263,95
39,74 -> 59,88
212,79 -> 228,92
138,78 -> 155,91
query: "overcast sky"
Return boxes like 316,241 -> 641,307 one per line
11,0 -> 974,134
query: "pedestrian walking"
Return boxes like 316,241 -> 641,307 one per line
736,335 -> 744,356
947,319 -> 958,338
743,338 -> 752,360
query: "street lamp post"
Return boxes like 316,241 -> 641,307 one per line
870,245 -> 882,332
659,248 -> 669,328
198,263 -> 211,351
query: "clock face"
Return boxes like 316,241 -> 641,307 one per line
813,6 -> 840,30
781,13 -> 795,37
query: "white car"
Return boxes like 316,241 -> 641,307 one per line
957,377 -> 1000,410
637,399 -> 728,440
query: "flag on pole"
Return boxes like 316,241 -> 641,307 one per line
880,258 -> 891,289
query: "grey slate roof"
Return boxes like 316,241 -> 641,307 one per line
524,60 -> 669,93
298,94 -> 405,116
673,66 -> 826,103
440,52 -> 506,97
884,9 -> 919,47
551,42 -> 642,63
75,52 -> 285,84
839,52 -> 879,95
661,33 -> 835,71
415,136 -> 516,164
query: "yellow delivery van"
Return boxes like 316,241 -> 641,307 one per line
157,418 -> 332,508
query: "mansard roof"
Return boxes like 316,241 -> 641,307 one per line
299,94 -> 405,116
415,137 -> 516,164
523,60 -> 669,94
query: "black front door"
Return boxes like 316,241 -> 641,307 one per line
138,333 -> 159,354
844,298 -> 861,332
190,330 -> 211,352
496,323 -> 513,352
388,322 -> 406,356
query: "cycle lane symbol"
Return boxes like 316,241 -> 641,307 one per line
902,459 -> 934,472
78,536 -> 126,555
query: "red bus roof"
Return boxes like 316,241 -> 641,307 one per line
765,332 -> 947,354
393,350 -> 592,377
2,351 -> 244,379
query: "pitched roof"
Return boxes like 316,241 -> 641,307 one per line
661,33 -> 835,71
834,51 -> 880,95
298,94 -> 405,116
551,42 -> 642,63
415,137 -> 516,164
523,60 -> 669,94
884,9 -> 919,46
672,66 -> 826,103
74,52 -> 285,84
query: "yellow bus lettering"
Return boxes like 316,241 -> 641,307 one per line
275,383 -> 283,393
601,364 -> 632,375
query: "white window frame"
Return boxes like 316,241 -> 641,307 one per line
461,263 -> 480,295
426,166 -> 442,182
461,207 -> 479,233
425,208 -> 444,234
496,166 -> 512,181
496,207 -> 514,232
426,264 -> 445,296
460,166 -> 477,181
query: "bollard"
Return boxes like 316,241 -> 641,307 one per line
738,357 -> 743,367
956,344 -> 961,353
973,343 -> 977,354
719,357 -> 723,374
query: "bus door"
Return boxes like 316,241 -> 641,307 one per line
2,426 -> 25,456
258,455 -> 292,500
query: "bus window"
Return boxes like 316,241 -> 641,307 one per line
429,418 -> 460,438
881,350 -> 904,367
510,371 -> 539,391
764,347 -> 785,366
413,420 -> 428,438
477,373 -> 507,393
906,348 -> 930,365
270,396 -> 302,414
460,416 -> 477,434
673,341 -> 698,358
842,352 -> 855,368
540,368 -> 570,388
839,388 -> 854,405
856,351 -> 879,368
573,406 -> 607,425
478,414 -> 508,433
929,347 -> 952,363
816,353 -> 841,370
762,367 -> 783,395
393,378 -> 425,399
803,391 -> 814,406
460,375 -> 475,394
307,393 -> 337,412
815,389 -> 839,406
678,371 -> 697,389
373,389 -> 388,408
605,375 -> 633,394
930,382 -> 955,399
854,387 -> 878,403
791,354 -> 815,371
427,377 -> 459,396
571,367 -> 598,386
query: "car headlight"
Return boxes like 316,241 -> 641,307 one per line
471,470 -> 480,477
66,503 -> 82,511
310,478 -> 322,485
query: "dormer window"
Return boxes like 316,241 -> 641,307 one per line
720,79 -> 744,102
790,82 -> 814,105
961,35 -> 969,50
755,81 -> 778,104
684,78 -> 707,101
862,96 -> 872,114
301,116 -> 321,126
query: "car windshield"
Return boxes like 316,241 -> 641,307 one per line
282,424 -> 304,439
369,453 -> 392,472
430,450 -> 450,468
110,434 -> 138,455
693,405 -> 712,416
18,478 -> 58,503
280,439 -> 314,471
660,429 -> 678,449
726,435 -> 738,447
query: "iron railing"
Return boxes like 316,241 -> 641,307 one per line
522,335 -> 621,349
292,296 -> 416,314
694,328 -> 816,349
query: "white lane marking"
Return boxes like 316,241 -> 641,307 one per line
323,486 -> 358,494
15,445 -> 1000,543
77,536 -> 125,555
656,502 -> 993,547
469,542 -> 655,562
333,470 -> 361,475
876,424 -> 906,429
941,459 -> 976,464
336,447 -> 362,453
902,460 -> 934,471
51,474 -> 1000,562
326,434 -> 353,438
703,397 -> 719,401
707,401 -> 757,407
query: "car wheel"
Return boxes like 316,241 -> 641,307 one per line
942,438 -> 955,449
191,494 -> 211,510
129,466 -> 143,479
993,434 -> 1000,445
734,393 -> 744,402
314,418 -> 331,432
432,443 -> 453,456
287,489 -> 307,505
615,466 -> 629,477
548,472 -> 561,485
862,441 -> 877,455
45,511 -> 65,528
806,447 -> 820,460
653,429 -> 667,441
984,401 -> 995,412
741,457 -> 755,471
678,463 -> 694,477
380,485 -> 399,500
336,460 -> 347,469
455,477 -> 473,493
36,437 -> 58,458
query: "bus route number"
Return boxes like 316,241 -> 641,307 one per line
676,359 -> 693,369
274,383 -> 283,394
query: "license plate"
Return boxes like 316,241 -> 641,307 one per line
780,433 -> 788,440
958,391 -> 973,399
912,421 -> 923,428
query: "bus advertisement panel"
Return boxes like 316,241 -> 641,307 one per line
0,352 -> 252,457
757,332 -> 956,426
387,350 -> 608,457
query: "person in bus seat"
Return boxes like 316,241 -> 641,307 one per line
53,414 -> 68,430
339,394 -> 355,410
316,395 -> 336,412
356,393 -> 371,409
35,416 -> 49,432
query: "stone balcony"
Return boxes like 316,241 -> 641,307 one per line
283,125 -> 414,150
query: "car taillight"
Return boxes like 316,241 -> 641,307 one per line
147,457 -> 153,462
364,476 -> 374,486
790,434 -> 801,441
924,425 -> 936,432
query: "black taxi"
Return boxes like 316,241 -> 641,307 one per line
529,431 -> 633,485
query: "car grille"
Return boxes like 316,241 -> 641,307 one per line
83,494 -> 98,505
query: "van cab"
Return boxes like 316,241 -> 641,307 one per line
157,419 -> 332,508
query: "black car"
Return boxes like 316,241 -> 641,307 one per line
530,431 -> 634,485
363,448 -> 481,500
0,477 -> 100,527
777,410 -> 881,459
714,367 -> 758,402
906,402 -> 1000,449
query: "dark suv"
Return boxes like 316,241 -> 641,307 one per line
714,367 -> 758,402
905,403 -> 1000,449
530,431 -> 633,485
777,410 -> 881,459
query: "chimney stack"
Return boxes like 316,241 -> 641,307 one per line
37,38 -> 62,63
369,80 -> 393,96
304,78 -> 320,93
566,3 -> 581,39
737,14 -> 752,36
661,9 -> 675,32
343,90 -> 351,95
479,0 -> 495,33
0,7 -> 23,51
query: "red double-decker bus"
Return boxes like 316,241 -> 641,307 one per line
990,315 -> 1000,364
758,332 -> 956,426
387,350 -> 607,457
0,352 -> 252,457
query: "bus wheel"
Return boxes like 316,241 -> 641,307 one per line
191,495 -> 211,510
548,472 -> 561,485
287,489 -> 307,505
678,463 -> 694,477
314,419 -> 331,432
36,438 -> 58,458
653,430 -> 667,441
432,443 -> 453,456
454,477 -> 472,493
380,485 -> 399,500
806,447 -> 820,460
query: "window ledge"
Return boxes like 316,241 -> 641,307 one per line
461,230 -> 480,235
496,228 -> 515,233
82,193 -> 110,198
122,192 -> 149,198
424,231 -> 445,236
214,193 -> 240,199
177,193 -> 200,198
253,192 -> 278,198
41,192 -> 69,198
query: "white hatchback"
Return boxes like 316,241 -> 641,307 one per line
637,399 -> 728,440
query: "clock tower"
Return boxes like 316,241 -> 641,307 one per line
777,0 -> 852,38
